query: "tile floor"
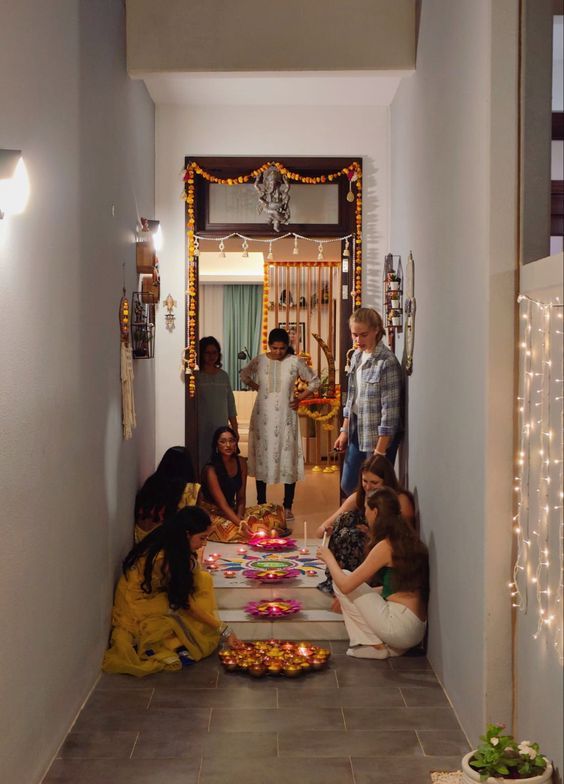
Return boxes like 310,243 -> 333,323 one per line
43,470 -> 469,783
43,647 -> 468,784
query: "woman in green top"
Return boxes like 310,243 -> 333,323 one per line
317,487 -> 428,660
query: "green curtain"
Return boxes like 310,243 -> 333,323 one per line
223,284 -> 263,391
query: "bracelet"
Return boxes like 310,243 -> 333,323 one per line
219,625 -> 232,639
339,427 -> 348,434
374,450 -> 387,457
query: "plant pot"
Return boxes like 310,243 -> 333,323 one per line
461,752 -> 553,784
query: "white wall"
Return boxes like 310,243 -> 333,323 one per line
390,0 -> 518,742
0,2 -> 155,781
155,104 -> 391,459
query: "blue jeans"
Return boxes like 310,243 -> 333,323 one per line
341,418 -> 401,496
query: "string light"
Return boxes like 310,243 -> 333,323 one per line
513,294 -> 564,663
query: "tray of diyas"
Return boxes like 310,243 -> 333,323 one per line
218,640 -> 331,678
248,532 -> 297,551
242,567 -> 301,583
244,598 -> 302,619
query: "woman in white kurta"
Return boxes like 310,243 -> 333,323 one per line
240,328 -> 320,521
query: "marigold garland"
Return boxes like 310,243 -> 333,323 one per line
183,160 -> 363,395
298,389 -> 341,431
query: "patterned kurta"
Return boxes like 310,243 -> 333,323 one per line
240,354 -> 320,484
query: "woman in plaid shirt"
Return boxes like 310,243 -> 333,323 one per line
334,308 -> 403,496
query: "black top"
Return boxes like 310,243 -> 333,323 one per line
202,457 -> 242,510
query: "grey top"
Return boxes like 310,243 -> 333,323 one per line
196,369 -> 237,470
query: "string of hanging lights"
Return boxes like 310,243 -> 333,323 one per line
509,293 -> 564,664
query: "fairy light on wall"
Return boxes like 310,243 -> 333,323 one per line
511,294 -> 564,663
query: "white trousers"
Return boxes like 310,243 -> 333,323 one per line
334,574 -> 426,649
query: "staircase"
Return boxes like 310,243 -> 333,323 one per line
205,541 -> 347,640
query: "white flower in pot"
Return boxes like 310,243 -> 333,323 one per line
461,724 -> 553,783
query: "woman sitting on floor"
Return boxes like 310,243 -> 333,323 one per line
134,445 -> 200,542
199,426 -> 287,543
316,454 -> 415,595
103,506 -> 241,677
317,487 -> 428,660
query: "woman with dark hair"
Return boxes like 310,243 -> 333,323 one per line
197,336 -> 238,473
200,426 -> 287,542
316,454 -> 415,595
134,446 -> 200,542
103,506 -> 241,676
240,328 -> 320,522
317,487 -> 428,660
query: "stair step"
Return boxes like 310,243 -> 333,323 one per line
204,541 -> 346,640
219,609 -> 348,640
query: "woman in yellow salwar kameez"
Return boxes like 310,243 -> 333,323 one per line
103,507 -> 241,677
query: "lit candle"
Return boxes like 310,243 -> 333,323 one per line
270,529 -> 277,538
300,520 -> 309,554
237,546 -> 247,554
224,570 -> 236,578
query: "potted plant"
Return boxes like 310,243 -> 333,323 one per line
462,724 -> 553,783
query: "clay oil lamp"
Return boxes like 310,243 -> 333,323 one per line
223,570 -> 237,578
283,664 -> 302,677
223,658 -> 238,672
249,663 -> 267,678
267,662 -> 283,675
311,657 -> 327,671
237,546 -> 248,554
305,569 -> 317,577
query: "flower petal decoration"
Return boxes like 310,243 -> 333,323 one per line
245,598 -> 302,619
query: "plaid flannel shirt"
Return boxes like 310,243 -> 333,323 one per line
342,341 -> 402,452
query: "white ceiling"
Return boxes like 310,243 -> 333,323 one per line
141,70 -> 411,107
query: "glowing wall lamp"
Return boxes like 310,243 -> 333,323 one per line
136,218 -> 162,274
0,150 -> 30,219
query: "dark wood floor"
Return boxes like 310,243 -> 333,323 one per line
43,642 -> 468,784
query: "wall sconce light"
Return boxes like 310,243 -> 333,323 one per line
0,150 -> 30,220
136,217 -> 162,274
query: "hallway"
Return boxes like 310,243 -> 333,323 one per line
44,648 -> 467,784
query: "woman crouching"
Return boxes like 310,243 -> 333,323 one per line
103,506 -> 240,677
316,488 -> 428,660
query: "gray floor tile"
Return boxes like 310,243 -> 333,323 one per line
200,755 -> 354,784
389,656 -> 432,670
97,667 -> 218,690
418,729 -> 470,756
43,758 -> 201,784
151,683 -> 276,709
73,705 -> 211,733
58,730 -> 138,759
133,730 -> 278,759
336,663 -> 439,688
278,729 -> 423,757
329,639 -> 350,654
86,689 -> 153,711
210,706 -> 345,733
344,706 -> 459,731
401,685 -> 449,706
351,755 -> 462,784
277,685 -> 404,708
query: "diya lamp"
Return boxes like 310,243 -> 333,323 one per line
267,662 -> 283,675
249,663 -> 267,678
283,664 -> 302,677
311,657 -> 326,671
223,570 -> 236,578
306,570 -> 317,577
237,546 -> 247,554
